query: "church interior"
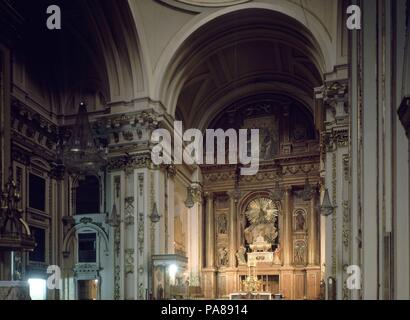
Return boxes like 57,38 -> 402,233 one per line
0,0 -> 410,300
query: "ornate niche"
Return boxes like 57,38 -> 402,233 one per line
293,209 -> 307,233
244,197 -> 279,250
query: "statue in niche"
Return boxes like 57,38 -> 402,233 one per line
273,244 -> 282,265
244,198 -> 279,246
218,247 -> 229,267
217,214 -> 228,234
295,211 -> 306,232
294,241 -> 306,265
236,246 -> 247,266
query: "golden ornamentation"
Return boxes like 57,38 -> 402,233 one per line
244,197 -> 278,245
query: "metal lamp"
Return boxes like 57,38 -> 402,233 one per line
320,188 -> 335,216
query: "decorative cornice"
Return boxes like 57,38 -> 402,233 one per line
107,153 -> 153,172
11,98 -> 59,152
93,110 -> 163,148
316,81 -> 349,126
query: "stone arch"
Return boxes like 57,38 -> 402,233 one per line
77,0 -> 149,104
62,222 -> 109,258
154,2 -> 334,117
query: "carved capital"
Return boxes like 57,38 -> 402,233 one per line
227,189 -> 241,202
316,81 -> 349,124
204,192 -> 214,201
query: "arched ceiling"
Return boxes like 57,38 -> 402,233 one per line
11,0 -> 146,118
177,39 -> 321,127
168,9 -> 323,129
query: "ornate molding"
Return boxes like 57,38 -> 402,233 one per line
138,212 -> 145,256
94,110 -> 162,148
107,153 -> 153,172
321,128 -> 349,153
124,197 -> 135,226
124,249 -> 135,274
11,98 -> 59,152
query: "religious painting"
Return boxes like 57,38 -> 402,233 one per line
242,116 -> 279,161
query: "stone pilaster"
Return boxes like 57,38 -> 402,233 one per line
315,81 -> 349,300
227,191 -> 240,268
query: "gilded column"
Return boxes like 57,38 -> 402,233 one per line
308,195 -> 318,265
228,191 -> 239,268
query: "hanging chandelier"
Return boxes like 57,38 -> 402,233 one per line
0,168 -> 35,251
62,102 -> 107,175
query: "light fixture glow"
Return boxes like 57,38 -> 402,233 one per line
168,264 -> 178,278
28,278 -> 47,300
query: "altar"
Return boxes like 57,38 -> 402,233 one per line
229,292 -> 272,300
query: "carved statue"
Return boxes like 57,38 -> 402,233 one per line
273,244 -> 282,265
244,198 -> 279,246
236,246 -> 247,266
217,214 -> 227,234
296,212 -> 305,231
156,284 -> 164,300
218,247 -> 229,266
294,242 -> 306,265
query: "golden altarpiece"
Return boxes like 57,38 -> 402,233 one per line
200,95 -> 321,300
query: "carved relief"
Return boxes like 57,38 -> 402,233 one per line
108,153 -> 152,172
124,249 -> 134,274
124,197 -> 134,226
236,246 -> 247,266
294,240 -> 307,266
138,213 -> 145,256
217,214 -> 228,235
218,247 -> 229,267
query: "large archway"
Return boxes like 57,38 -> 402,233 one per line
160,7 -> 328,299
